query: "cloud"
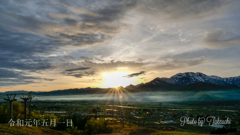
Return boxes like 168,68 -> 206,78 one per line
0,0 -> 240,88
64,18 -> 78,26
62,70 -> 96,78
0,69 -> 23,79
0,0 -> 137,35
203,29 -> 240,49
150,57 -> 206,70
0,68 -> 42,86
59,56 -> 205,78
58,33 -> 112,46
60,56 -> 145,71
44,79 -> 55,81
80,0 -> 137,23
0,0 -> 138,86
124,71 -> 146,78
65,67 -> 91,71
58,57 -> 146,78
137,0 -> 221,21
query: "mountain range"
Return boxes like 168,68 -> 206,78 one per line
151,72 -> 240,86
126,72 -> 240,91
1,72 -> 240,96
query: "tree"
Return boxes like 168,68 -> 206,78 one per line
84,118 -> 112,134
92,108 -> 97,119
0,102 -> 58,125
0,103 -> 9,123
12,102 -> 24,120
0,102 -> 25,123
30,110 -> 43,120
72,115 -> 89,130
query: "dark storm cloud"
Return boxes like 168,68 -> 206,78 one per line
65,67 -> 91,71
124,71 -> 146,78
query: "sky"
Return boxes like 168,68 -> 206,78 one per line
1,0 -> 240,92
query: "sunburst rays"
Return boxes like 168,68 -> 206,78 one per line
101,72 -> 138,88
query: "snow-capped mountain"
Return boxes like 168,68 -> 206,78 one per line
150,72 -> 240,87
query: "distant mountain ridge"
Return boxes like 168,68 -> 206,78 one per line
0,72 -> 239,102
0,90 -> 30,96
125,72 -> 240,91
151,72 -> 240,86
1,72 -> 240,97
0,90 -> 43,97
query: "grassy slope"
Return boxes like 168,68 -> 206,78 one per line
0,124 -> 70,135
0,123 -> 219,135
105,124 -> 211,135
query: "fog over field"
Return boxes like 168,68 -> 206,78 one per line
1,90 -> 239,102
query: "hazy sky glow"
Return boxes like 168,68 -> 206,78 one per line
1,0 -> 240,92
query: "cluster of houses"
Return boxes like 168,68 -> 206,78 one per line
33,102 -> 240,132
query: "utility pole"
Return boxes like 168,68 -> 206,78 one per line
20,94 -> 30,121
28,92 -> 34,119
122,108 -> 124,128
4,94 -> 17,120
112,103 -> 114,122
119,96 -> 124,128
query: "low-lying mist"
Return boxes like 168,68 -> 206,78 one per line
1,90 -> 239,102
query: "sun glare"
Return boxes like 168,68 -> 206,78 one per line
102,72 -> 137,88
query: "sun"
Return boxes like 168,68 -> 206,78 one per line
102,72 -> 137,88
